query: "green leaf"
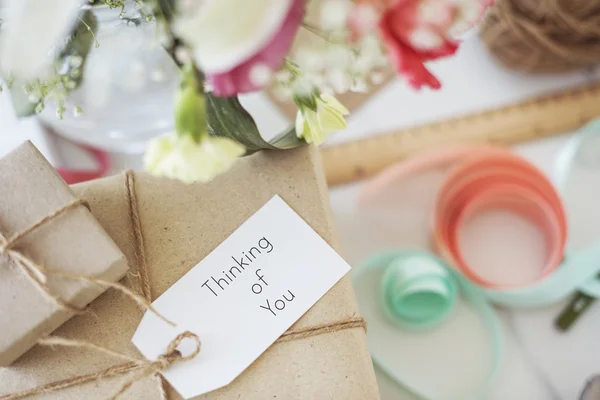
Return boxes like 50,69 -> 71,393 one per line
154,0 -> 177,22
205,93 -> 305,152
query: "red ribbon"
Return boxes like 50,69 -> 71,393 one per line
55,145 -> 110,185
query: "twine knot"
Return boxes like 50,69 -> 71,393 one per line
108,331 -> 201,400
154,331 -> 201,372
153,356 -> 172,372
0,199 -> 92,315
0,236 -> 15,255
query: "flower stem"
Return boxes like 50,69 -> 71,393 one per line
284,59 -> 301,75
301,22 -> 345,44
77,16 -> 99,48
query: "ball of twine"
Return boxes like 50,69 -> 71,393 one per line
480,0 -> 600,73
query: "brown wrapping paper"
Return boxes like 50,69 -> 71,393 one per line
0,142 -> 129,367
0,145 -> 379,399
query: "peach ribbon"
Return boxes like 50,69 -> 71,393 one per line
432,147 -> 566,288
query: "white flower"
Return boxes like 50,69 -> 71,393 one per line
356,35 -> 388,71
288,34 -> 387,95
173,0 -> 294,74
0,0 -> 82,80
295,94 -> 349,145
320,0 -> 352,31
323,68 -> 348,93
145,133 -> 246,184
290,74 -> 315,97
294,48 -> 326,72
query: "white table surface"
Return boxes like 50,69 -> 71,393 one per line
2,34 -> 600,399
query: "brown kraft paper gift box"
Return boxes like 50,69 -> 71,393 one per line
0,145 -> 380,400
0,142 -> 129,367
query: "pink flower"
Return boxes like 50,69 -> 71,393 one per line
351,0 -> 493,90
204,0 -> 305,97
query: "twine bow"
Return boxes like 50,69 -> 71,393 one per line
0,199 -> 90,314
109,331 -> 201,400
36,331 -> 201,400
0,198 -> 173,326
1,330 -> 201,400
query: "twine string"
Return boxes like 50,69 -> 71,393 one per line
0,317 -> 365,400
0,200 -> 91,315
0,331 -> 201,400
1,171 -> 366,399
125,171 -> 152,303
124,171 -> 169,400
0,196 -> 174,327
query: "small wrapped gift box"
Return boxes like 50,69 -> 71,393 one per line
0,142 -> 129,366
0,146 -> 379,399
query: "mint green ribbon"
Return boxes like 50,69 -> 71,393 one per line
554,119 -> 600,258
553,119 -> 600,328
554,118 -> 600,198
354,250 -> 503,400
354,244 -> 600,399
484,242 -> 600,307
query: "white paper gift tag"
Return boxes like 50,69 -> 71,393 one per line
132,195 -> 350,399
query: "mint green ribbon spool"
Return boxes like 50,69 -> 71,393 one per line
380,254 -> 457,330
354,250 -> 503,400
354,244 -> 600,399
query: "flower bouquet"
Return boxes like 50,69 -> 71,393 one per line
0,0 -> 492,183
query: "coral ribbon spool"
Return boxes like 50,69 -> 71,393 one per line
432,149 -> 566,289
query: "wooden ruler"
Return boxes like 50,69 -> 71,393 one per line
322,82 -> 600,186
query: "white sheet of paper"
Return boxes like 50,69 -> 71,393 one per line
132,195 -> 350,399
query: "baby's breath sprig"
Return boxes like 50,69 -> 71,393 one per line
21,61 -> 81,118
278,16 -> 388,97
99,0 -> 127,18
273,59 -> 314,99
91,0 -> 154,21
76,15 -> 100,48
271,0 -> 389,97
2,9 -> 97,118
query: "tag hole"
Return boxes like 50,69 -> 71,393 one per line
174,335 -> 201,359
171,349 -> 182,358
